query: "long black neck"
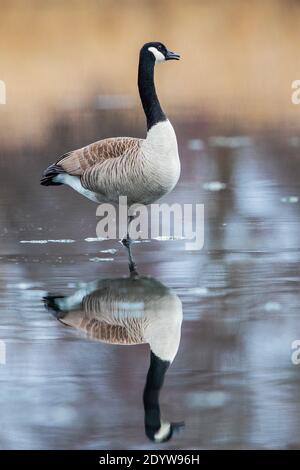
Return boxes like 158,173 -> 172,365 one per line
138,53 -> 167,131
143,351 -> 170,439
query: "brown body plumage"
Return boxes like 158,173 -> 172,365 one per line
58,137 -> 142,176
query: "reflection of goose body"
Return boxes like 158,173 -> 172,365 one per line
45,275 -> 183,442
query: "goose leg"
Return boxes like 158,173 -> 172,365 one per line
121,215 -> 138,276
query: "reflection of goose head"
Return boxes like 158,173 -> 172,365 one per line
44,274 -> 184,443
143,351 -> 184,443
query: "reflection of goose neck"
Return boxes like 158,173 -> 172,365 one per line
143,351 -> 171,442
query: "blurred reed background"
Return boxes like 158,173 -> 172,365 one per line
1,0 -> 300,148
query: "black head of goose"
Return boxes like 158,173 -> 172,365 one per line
41,42 -> 181,274
44,274 -> 184,443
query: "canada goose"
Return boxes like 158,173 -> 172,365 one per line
44,274 -> 184,443
41,42 -> 181,273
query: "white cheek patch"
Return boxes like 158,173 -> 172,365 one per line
148,47 -> 165,63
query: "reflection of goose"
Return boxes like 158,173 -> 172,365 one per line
44,275 -> 183,442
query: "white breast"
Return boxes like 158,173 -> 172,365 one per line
141,120 -> 181,201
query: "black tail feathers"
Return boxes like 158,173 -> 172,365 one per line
43,295 -> 66,320
40,164 -> 65,186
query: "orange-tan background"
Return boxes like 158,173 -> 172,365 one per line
1,0 -> 300,146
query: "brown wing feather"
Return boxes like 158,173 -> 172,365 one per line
79,317 -> 145,345
56,137 -> 143,176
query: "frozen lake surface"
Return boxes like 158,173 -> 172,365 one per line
1,127 -> 300,449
